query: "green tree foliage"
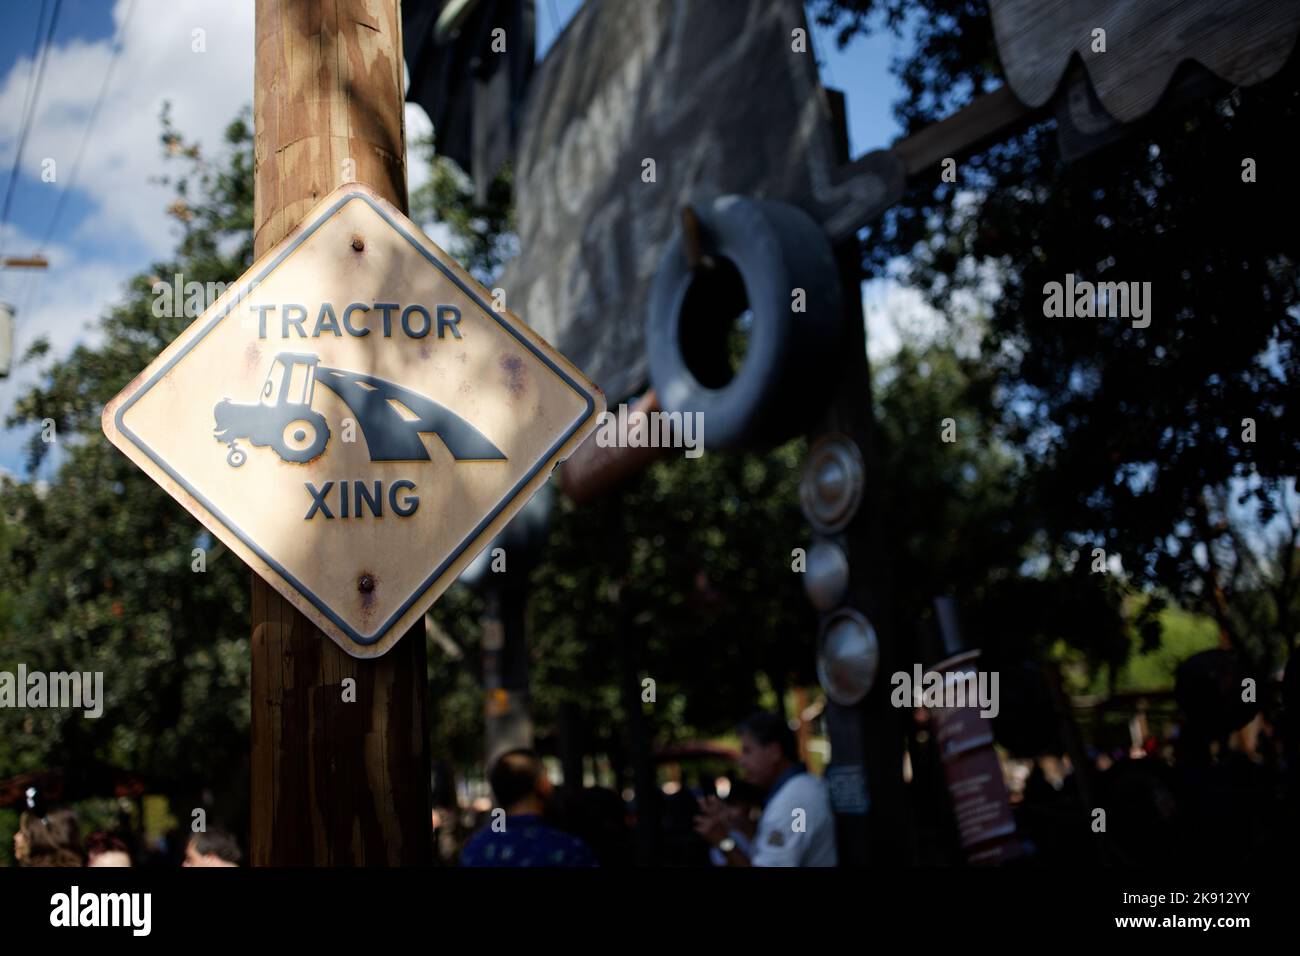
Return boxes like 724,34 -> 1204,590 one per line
814,0 -> 1300,673
872,338 -> 1130,676
528,439 -> 815,749
0,108 -> 255,796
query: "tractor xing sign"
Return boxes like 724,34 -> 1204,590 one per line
103,183 -> 604,658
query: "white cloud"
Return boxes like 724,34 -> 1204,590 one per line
0,1 -> 257,261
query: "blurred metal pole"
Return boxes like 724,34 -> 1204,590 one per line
815,89 -> 913,866
619,599 -> 657,865
481,582 -> 535,766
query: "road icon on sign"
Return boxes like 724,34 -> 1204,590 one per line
103,183 -> 604,658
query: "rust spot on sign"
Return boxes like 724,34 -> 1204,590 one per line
500,354 -> 526,397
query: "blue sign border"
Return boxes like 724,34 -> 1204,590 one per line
115,191 -> 595,648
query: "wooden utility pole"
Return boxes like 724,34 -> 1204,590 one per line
249,0 -> 431,866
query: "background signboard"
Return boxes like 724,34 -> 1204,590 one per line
499,0 -> 899,403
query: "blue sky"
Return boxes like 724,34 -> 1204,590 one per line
0,1 -> 916,479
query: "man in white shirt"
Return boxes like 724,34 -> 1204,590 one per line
695,711 -> 838,867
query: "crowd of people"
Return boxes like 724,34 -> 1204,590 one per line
10,788 -> 242,868
6,709 -> 835,869
456,710 -> 837,867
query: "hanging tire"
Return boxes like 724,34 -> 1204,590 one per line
646,196 -> 842,450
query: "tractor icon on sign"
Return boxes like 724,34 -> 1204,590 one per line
214,352 -> 330,467
213,350 -> 506,468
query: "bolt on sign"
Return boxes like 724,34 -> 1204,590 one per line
103,183 -> 605,658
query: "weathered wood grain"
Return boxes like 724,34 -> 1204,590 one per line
990,0 -> 1300,123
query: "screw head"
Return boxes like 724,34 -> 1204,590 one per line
358,575 -> 375,593
351,235 -> 365,251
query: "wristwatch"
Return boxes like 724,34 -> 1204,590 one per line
718,837 -> 737,853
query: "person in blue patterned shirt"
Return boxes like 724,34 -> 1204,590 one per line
460,748 -> 597,867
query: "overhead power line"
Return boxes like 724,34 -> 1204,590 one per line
39,0 -> 139,252
0,0 -> 64,259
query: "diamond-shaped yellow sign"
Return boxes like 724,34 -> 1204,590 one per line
103,184 -> 605,658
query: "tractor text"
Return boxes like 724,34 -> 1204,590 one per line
251,302 -> 463,340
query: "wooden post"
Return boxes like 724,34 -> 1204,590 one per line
249,0 -> 431,866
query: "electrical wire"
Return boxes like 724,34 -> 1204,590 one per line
38,0 -> 139,254
0,0 -> 63,260
0,0 -> 49,299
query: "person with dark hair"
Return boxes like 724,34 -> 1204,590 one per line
14,810 -> 84,867
183,827 -> 242,867
85,831 -> 132,867
13,786 -> 83,867
695,711 -> 837,866
460,749 -> 596,867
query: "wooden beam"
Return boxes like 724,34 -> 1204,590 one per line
1,255 -> 49,270
891,86 -> 1042,180
558,391 -> 669,504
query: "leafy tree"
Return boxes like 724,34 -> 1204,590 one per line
814,0 -> 1300,674
0,108 -> 255,804
527,439 -> 815,749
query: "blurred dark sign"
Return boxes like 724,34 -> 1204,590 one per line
929,650 -> 1021,864
403,0 -> 536,202
499,0 -> 901,402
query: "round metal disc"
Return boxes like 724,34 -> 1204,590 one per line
803,539 -> 849,612
799,435 -> 865,534
816,608 -> 880,706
